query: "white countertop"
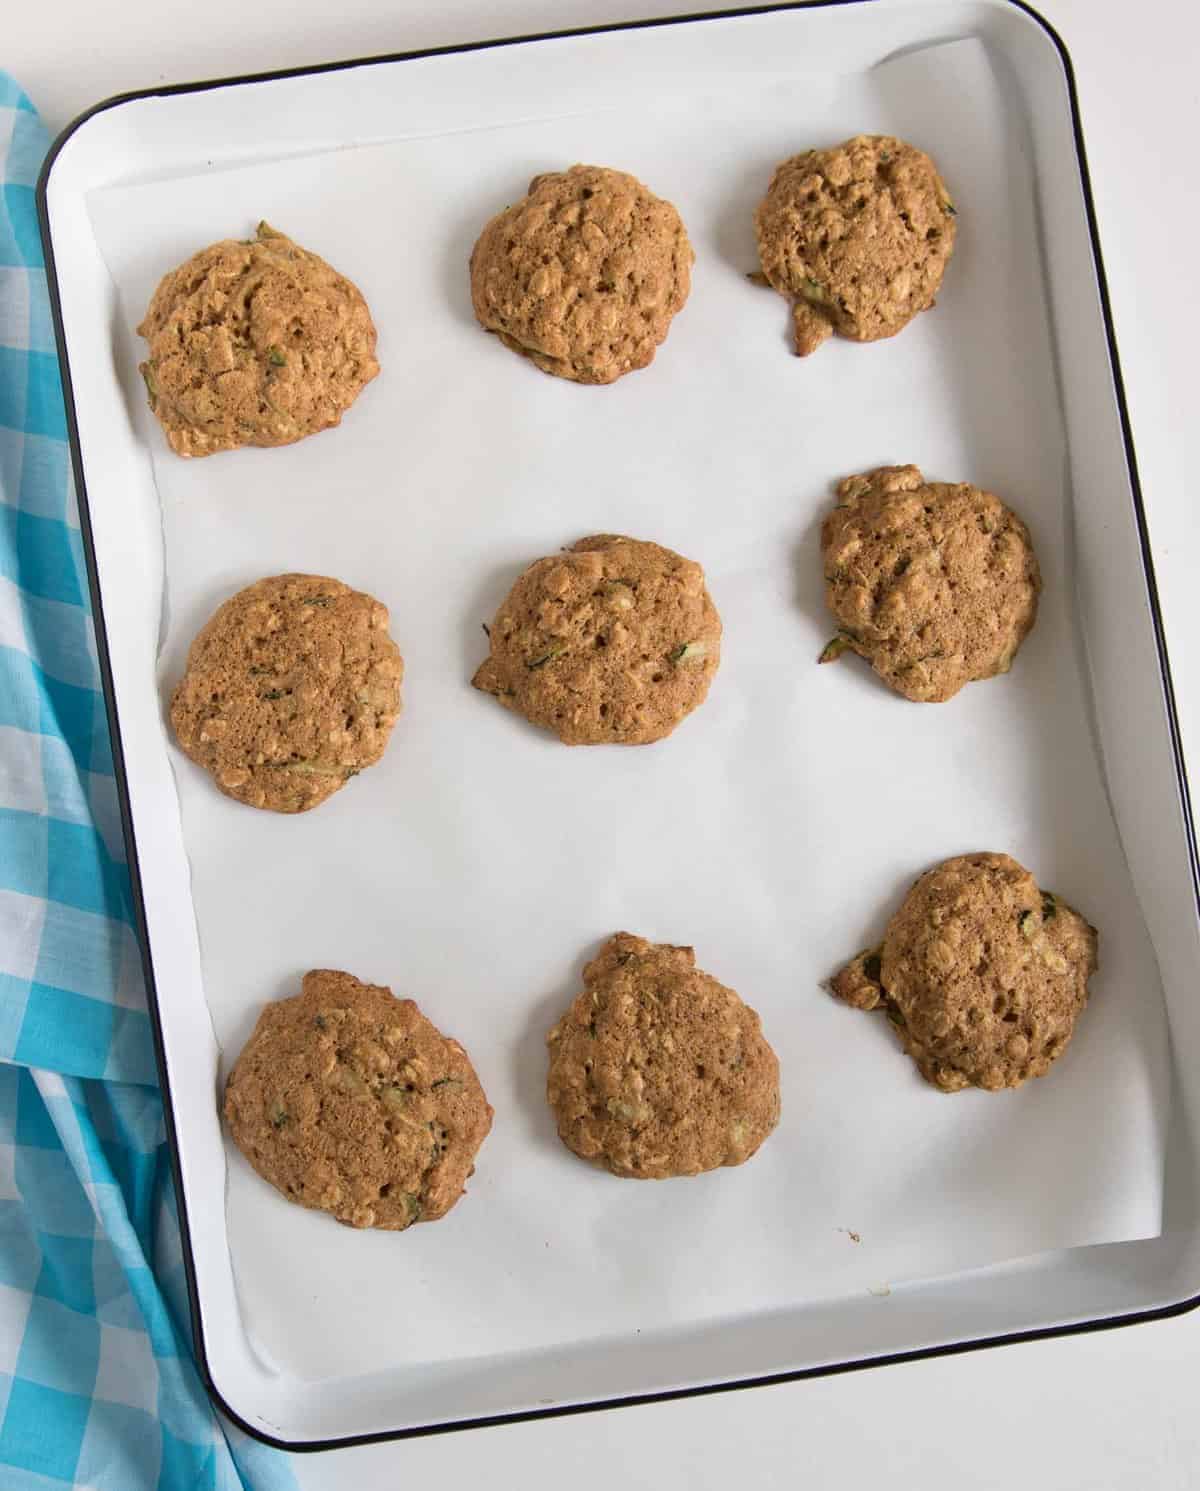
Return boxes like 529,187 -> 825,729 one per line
8,0 -> 1199,1485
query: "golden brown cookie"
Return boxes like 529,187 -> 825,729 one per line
472,534 -> 721,745
754,134 -> 956,356
170,573 -> 402,812
469,164 -> 693,384
819,464 -> 1040,702
546,933 -> 781,1178
224,970 -> 493,1229
137,221 -> 379,457
830,853 -> 1098,1093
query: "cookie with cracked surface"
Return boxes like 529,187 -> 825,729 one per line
469,164 -> 693,384
830,853 -> 1098,1093
472,534 -> 721,745
819,464 -> 1040,702
546,933 -> 781,1179
224,970 -> 493,1229
137,221 -> 379,457
754,134 -> 956,356
170,573 -> 402,812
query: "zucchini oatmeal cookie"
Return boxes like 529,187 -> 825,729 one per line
170,573 -> 402,813
819,464 -> 1040,702
137,221 -> 379,457
224,970 -> 493,1229
546,933 -> 781,1178
830,853 -> 1098,1093
472,534 -> 721,745
469,164 -> 693,384
754,134 -> 956,356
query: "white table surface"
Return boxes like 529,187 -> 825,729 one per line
8,0 -> 1199,1485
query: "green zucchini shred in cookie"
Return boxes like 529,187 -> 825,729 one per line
527,644 -> 566,670
819,635 -> 852,664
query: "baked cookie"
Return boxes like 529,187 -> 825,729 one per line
472,534 -> 721,745
830,853 -> 1098,1092
754,134 -> 956,356
224,969 -> 493,1229
546,933 -> 780,1178
819,464 -> 1040,702
137,221 -> 379,457
170,573 -> 402,812
469,164 -> 693,384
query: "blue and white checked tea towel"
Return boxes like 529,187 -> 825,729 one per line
0,74 -> 297,1489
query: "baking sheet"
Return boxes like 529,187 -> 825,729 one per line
85,34 -> 1169,1383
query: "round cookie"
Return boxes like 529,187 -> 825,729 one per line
224,970 -> 493,1229
546,933 -> 781,1178
170,573 -> 403,813
830,853 -> 1098,1093
137,221 -> 379,457
472,534 -> 721,745
819,464 -> 1040,703
754,134 -> 956,356
469,164 -> 693,384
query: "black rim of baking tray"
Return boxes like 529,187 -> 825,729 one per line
35,0 -> 1200,1453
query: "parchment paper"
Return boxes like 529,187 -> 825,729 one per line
86,37 -> 1170,1382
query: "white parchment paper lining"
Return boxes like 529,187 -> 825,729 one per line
86,37 -> 1169,1382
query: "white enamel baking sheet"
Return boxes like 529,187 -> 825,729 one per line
43,0 -> 1200,1448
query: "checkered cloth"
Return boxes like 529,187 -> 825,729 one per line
0,75 -> 297,1489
